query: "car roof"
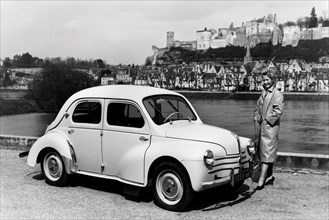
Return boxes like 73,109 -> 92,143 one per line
71,85 -> 179,101
46,85 -> 183,132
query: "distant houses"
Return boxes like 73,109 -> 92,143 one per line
1,59 -> 328,93
0,68 -> 41,89
96,59 -> 328,92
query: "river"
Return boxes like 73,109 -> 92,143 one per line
190,99 -> 329,155
0,99 -> 328,155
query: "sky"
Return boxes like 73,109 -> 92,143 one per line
1,0 -> 328,65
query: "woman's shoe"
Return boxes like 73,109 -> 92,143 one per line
255,184 -> 265,190
265,176 -> 275,185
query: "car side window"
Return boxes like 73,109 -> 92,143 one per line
107,103 -> 144,128
72,101 -> 101,124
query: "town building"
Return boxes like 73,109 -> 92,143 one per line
101,74 -> 115,85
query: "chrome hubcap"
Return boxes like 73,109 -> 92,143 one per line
44,153 -> 63,181
156,171 -> 183,205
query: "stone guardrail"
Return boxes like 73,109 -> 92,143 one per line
1,134 -> 328,171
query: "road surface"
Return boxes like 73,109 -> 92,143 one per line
1,148 -> 328,219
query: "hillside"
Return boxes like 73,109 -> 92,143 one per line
158,38 -> 329,63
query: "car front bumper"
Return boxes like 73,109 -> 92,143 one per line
201,159 -> 260,188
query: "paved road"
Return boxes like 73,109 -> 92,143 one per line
1,148 -> 328,219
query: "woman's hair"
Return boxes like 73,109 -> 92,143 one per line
263,69 -> 277,82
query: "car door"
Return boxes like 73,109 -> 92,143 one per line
68,99 -> 104,173
102,99 -> 151,184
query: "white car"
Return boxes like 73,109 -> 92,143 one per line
27,85 -> 257,211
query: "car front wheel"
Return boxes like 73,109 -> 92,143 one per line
152,162 -> 194,211
41,150 -> 68,186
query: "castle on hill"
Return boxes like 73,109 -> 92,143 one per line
165,14 -> 329,51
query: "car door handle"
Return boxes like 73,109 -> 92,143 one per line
68,129 -> 74,134
139,136 -> 149,142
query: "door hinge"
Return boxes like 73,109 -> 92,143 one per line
101,162 -> 105,172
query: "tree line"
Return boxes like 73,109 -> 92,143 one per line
2,52 -> 107,69
283,7 -> 329,29
30,63 -> 97,113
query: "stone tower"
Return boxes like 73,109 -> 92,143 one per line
167,31 -> 174,49
244,42 -> 252,64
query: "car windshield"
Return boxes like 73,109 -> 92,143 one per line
143,95 -> 197,125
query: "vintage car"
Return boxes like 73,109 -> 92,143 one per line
26,85 -> 257,211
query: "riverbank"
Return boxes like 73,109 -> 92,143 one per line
177,90 -> 329,101
0,99 -> 43,116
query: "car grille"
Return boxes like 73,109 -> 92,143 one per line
209,150 -> 250,176
208,154 -> 240,174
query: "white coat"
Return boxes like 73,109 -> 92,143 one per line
253,85 -> 284,163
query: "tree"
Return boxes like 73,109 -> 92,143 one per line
12,54 -> 21,67
20,52 -> 34,67
94,59 -> 105,68
283,21 -> 297,27
3,57 -> 12,68
66,57 -> 77,68
145,56 -> 153,66
278,24 -> 284,31
33,57 -> 44,67
296,17 -> 309,28
309,7 -> 318,28
319,17 -> 329,27
30,63 -> 96,112
50,57 -> 63,64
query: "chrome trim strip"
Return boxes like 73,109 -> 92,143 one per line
202,176 -> 231,187
209,166 -> 239,174
215,154 -> 240,161
212,161 -> 239,168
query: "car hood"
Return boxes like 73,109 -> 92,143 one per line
165,122 -> 239,155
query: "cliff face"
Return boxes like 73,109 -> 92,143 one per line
158,38 -> 329,63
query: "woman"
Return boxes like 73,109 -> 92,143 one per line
253,70 -> 284,190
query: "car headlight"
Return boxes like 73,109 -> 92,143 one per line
247,140 -> 256,155
203,150 -> 214,169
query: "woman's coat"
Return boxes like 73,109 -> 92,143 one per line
254,85 -> 284,163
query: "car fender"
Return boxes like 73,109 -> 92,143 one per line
27,130 -> 77,173
238,136 -> 253,158
144,136 -> 226,190
238,136 -> 251,151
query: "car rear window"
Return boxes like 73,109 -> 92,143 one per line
72,101 -> 102,124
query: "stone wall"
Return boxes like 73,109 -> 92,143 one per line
283,25 -> 329,47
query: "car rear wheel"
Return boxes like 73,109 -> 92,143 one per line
41,150 -> 68,186
152,162 -> 194,211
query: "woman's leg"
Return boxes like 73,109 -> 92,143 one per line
258,162 -> 269,186
266,163 -> 273,178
